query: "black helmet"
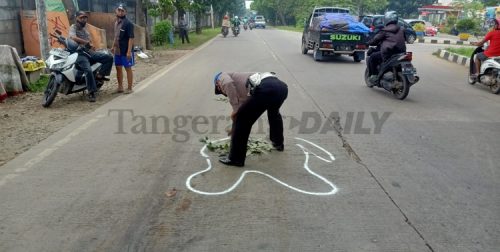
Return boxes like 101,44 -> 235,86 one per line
384,11 -> 398,26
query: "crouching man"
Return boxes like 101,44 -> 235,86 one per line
213,72 -> 288,167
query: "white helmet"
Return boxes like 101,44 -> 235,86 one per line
235,16 -> 239,19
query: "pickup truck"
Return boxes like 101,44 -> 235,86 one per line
301,7 -> 370,62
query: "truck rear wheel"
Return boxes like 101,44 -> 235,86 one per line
313,48 -> 322,61
301,39 -> 308,54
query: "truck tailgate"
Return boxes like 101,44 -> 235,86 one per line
319,32 -> 368,51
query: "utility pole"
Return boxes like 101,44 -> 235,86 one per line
35,0 -> 50,60
211,4 -> 214,29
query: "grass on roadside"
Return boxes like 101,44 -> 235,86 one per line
154,28 -> 220,50
445,47 -> 475,58
274,26 -> 303,33
29,74 -> 50,92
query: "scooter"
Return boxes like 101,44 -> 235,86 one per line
232,26 -> 240,37
364,47 -> 419,100
468,46 -> 500,94
43,30 -> 109,107
221,26 -> 229,38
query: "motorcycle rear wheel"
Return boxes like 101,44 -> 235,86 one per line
393,73 -> 410,100
42,75 -> 59,108
468,72 -> 477,85
491,82 -> 500,94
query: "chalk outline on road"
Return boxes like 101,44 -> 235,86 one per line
186,137 -> 338,196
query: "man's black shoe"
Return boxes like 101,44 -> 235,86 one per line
88,92 -> 96,102
219,156 -> 244,167
272,143 -> 284,152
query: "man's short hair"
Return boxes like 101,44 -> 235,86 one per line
75,11 -> 88,18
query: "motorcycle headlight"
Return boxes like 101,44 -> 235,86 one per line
50,62 -> 65,70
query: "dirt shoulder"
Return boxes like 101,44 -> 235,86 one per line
0,50 -> 187,167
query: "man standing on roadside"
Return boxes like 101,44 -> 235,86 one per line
112,3 -> 135,94
179,16 -> 190,44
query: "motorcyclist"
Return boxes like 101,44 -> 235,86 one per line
221,15 -> 231,34
471,18 -> 500,79
69,11 -> 113,102
366,11 -> 407,83
231,15 -> 241,28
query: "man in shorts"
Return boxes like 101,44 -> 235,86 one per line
472,18 -> 500,78
112,4 -> 135,94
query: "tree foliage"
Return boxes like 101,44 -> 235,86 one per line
387,0 -> 437,18
251,0 -> 388,27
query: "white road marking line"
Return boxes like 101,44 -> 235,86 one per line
186,137 -> 338,196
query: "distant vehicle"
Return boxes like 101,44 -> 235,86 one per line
361,15 -> 417,44
254,15 -> 266,29
405,19 -> 438,36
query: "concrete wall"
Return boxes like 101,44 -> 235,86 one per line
88,12 -> 146,50
0,0 -> 24,54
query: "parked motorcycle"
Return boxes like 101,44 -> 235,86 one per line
221,26 -> 229,38
468,46 -> 500,94
42,30 -> 109,107
364,47 -> 419,100
232,26 -> 240,37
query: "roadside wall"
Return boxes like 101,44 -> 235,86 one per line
0,0 -> 24,54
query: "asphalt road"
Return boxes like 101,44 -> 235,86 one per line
0,28 -> 498,252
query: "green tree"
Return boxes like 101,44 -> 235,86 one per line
387,0 -> 437,18
452,0 -> 485,19
481,0 -> 500,7
190,0 -> 210,34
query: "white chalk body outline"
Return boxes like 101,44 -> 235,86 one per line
185,137 -> 338,196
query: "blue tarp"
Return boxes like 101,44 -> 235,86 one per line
316,13 -> 370,34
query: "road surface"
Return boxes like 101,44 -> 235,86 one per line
0,28 -> 499,251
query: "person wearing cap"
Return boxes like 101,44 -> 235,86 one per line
112,4 -> 135,94
214,72 -> 288,167
69,11 -> 114,102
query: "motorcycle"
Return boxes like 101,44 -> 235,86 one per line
249,22 -> 254,30
232,25 -> 240,37
364,47 -> 420,100
221,26 -> 229,38
468,46 -> 500,94
243,23 -> 248,31
42,30 -> 109,107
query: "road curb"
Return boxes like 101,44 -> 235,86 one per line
435,48 -> 470,67
418,38 -> 475,45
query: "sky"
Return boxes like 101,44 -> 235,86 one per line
245,1 -> 253,9
438,0 -> 453,4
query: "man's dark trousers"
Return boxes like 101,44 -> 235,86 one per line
76,54 -> 97,93
229,77 -> 288,163
76,51 -> 113,93
368,51 -> 383,76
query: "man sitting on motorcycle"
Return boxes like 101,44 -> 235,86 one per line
471,18 -> 500,79
69,11 -> 113,102
366,11 -> 407,83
